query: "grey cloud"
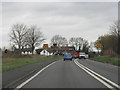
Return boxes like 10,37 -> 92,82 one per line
2,2 -> 117,48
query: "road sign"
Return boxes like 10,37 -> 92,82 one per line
95,43 -> 102,49
43,44 -> 48,49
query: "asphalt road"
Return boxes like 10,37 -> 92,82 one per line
2,59 -> 58,88
77,59 -> 119,85
18,59 -> 119,88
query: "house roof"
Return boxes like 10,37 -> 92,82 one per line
36,49 -> 43,53
14,48 -> 32,53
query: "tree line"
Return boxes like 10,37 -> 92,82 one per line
8,21 -> 119,56
9,23 -> 45,54
95,21 -> 120,55
50,35 -> 89,53
9,23 -> 89,54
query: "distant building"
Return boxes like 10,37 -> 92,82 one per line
36,49 -> 43,54
14,48 -> 32,54
43,44 -> 49,49
51,43 -> 59,51
40,50 -> 53,56
13,43 -> 75,55
60,46 -> 75,54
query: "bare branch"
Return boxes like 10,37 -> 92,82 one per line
24,25 -> 45,54
51,35 -> 68,47
9,23 -> 27,50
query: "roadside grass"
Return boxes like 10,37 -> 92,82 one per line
2,55 -> 63,72
0,59 -> 1,72
90,56 -> 120,66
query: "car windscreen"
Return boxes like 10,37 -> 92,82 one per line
64,53 -> 71,56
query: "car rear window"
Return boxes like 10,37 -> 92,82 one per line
64,53 -> 71,56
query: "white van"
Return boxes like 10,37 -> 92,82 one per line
79,52 -> 89,59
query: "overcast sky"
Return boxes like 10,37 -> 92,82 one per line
1,1 -> 118,49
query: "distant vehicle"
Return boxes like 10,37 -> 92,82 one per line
64,53 -> 73,61
79,52 -> 89,59
73,52 -> 79,59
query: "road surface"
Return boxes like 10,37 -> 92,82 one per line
16,59 -> 119,89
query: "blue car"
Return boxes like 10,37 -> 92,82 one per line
64,53 -> 73,61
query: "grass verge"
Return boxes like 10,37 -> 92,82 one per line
90,56 -> 120,66
2,55 -> 63,72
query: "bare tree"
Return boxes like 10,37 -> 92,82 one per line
89,42 -> 95,52
9,23 -> 27,52
110,21 -> 120,37
69,37 -> 83,51
0,48 -> 1,54
60,37 -> 68,46
110,21 -> 120,55
81,39 -> 89,53
69,37 -> 76,46
95,21 -> 120,55
51,35 -> 68,47
25,25 -> 45,54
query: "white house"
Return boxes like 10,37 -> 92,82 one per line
40,50 -> 53,56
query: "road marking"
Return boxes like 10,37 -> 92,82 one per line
74,59 -> 120,90
15,61 -> 56,90
76,60 -> 120,88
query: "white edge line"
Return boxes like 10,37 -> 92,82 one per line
75,59 -> 120,89
15,61 -> 56,89
76,60 -> 120,89
74,59 -> 115,89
